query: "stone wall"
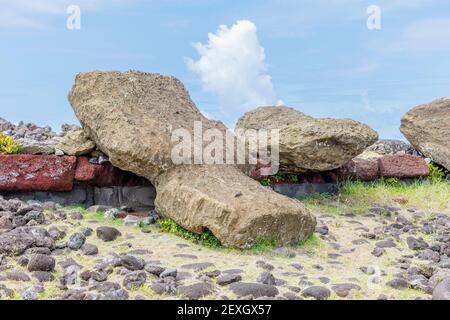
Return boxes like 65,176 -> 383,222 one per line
0,155 -> 156,210
0,152 -> 432,208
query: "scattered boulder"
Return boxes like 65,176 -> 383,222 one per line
69,71 -> 316,248
160,268 -> 177,279
236,106 -> 378,173
433,277 -> 450,300
178,282 -> 213,300
123,215 -> 140,227
0,228 -> 37,256
376,239 -> 396,248
406,237 -> 429,251
96,226 -> 121,242
57,129 -> 96,156
123,271 -> 147,290
386,278 -> 409,290
91,270 -> 108,282
331,283 -> 361,298
104,208 -> 120,220
0,271 -> 31,282
27,254 -> 55,272
32,271 -> 54,283
229,282 -> 279,298
0,216 -> 13,231
144,265 -> 165,277
400,98 -> 450,170
88,281 -> 129,300
256,272 -> 276,286
81,243 -> 98,256
301,286 -> 331,300
216,273 -> 242,286
120,255 -> 145,271
67,233 -> 86,250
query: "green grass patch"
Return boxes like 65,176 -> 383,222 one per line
159,219 -> 222,248
159,219 -> 322,254
259,173 -> 301,186
53,205 -> 124,226
249,239 -> 278,254
246,234 -> 322,256
303,178 -> 450,215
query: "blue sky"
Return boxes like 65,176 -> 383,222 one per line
1,0 -> 449,139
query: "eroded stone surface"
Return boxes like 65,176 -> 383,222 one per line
378,155 -> 429,178
57,130 -> 96,156
236,106 -> 378,173
401,98 -> 450,171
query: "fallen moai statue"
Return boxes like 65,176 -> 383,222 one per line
68,71 -> 316,248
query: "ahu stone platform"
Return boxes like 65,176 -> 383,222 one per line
0,155 -> 155,211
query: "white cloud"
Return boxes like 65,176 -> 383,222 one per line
187,20 -> 279,122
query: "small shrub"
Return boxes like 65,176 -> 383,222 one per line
159,219 -> 221,248
0,133 -> 20,154
260,178 -> 272,186
428,162 -> 445,182
383,177 -> 402,187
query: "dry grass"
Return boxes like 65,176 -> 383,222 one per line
303,179 -> 450,215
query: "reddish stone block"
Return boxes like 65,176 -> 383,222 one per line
336,158 -> 379,181
0,155 -> 76,191
74,157 -> 147,187
378,155 -> 429,178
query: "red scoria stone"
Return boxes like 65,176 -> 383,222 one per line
74,157 -> 147,187
0,154 -> 77,191
336,158 -> 380,181
378,155 -> 429,178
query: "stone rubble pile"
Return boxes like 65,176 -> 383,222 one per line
0,118 -> 80,155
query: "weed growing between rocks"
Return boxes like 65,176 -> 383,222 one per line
159,218 -> 323,255
159,219 -> 222,248
428,162 -> 448,182
249,239 -> 278,253
61,206 -> 124,226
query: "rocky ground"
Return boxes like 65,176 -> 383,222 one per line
1,179 -> 449,300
